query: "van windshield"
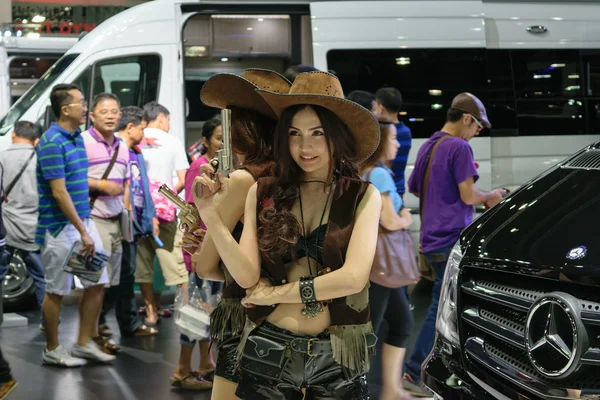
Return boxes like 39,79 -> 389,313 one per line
0,53 -> 79,135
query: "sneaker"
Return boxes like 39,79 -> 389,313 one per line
402,373 -> 432,397
42,345 -> 87,367
0,379 -> 17,399
72,341 -> 116,363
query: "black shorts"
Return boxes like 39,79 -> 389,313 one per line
215,334 -> 241,383
235,322 -> 369,400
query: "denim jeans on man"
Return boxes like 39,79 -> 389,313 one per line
0,246 -> 46,308
404,246 -> 452,381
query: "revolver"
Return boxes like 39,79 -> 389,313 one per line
195,108 -> 234,198
158,184 -> 200,233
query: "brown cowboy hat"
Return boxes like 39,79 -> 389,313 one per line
200,69 -> 292,119
256,71 -> 380,162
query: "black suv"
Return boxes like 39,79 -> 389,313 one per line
423,144 -> 600,399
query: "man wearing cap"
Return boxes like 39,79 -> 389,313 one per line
403,93 -> 505,396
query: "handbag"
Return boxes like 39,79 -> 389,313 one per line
418,135 -> 451,281
120,208 -> 134,243
370,225 -> 420,288
365,168 -> 420,288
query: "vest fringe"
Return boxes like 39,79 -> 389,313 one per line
329,322 -> 374,374
235,317 -> 258,361
209,298 -> 246,341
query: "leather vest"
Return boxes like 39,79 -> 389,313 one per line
209,161 -> 274,341
240,176 -> 375,373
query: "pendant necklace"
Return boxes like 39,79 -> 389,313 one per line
298,181 -> 333,318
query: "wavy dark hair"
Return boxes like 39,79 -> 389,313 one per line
230,106 -> 276,165
258,104 -> 359,259
363,121 -> 395,169
200,115 -> 222,155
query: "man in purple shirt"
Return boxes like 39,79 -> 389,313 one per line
403,93 -> 505,395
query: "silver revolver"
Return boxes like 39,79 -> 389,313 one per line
158,184 -> 200,233
194,108 -> 233,198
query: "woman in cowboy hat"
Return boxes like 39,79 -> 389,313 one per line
193,71 -> 382,399
172,69 -> 292,397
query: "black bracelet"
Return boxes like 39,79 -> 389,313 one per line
299,276 -> 317,304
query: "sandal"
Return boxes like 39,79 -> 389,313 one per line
170,374 -> 213,390
98,324 -> 113,338
144,317 -> 160,327
93,336 -> 120,355
158,308 -> 173,318
127,324 -> 159,337
195,368 -> 215,382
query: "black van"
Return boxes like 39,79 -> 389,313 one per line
423,143 -> 600,399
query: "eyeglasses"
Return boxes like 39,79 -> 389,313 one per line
470,115 -> 483,130
65,101 -> 88,108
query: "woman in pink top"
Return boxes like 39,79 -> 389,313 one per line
172,115 -> 222,390
183,115 -> 223,268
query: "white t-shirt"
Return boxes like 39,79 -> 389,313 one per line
140,127 -> 190,186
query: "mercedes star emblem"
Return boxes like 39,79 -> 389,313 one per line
525,292 -> 587,379
566,246 -> 587,260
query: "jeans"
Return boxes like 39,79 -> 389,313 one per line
404,246 -> 452,382
100,240 -> 142,334
0,347 -> 12,384
0,246 -> 46,308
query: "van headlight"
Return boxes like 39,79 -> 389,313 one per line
436,240 -> 462,346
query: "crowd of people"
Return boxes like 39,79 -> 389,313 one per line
0,65 -> 505,400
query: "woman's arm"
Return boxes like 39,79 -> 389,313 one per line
243,185 -> 382,305
194,170 -> 254,282
380,194 -> 412,231
197,178 -> 262,288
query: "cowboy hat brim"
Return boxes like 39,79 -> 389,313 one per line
255,91 -> 380,162
200,73 -> 279,119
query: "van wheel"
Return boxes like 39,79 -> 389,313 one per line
2,252 -> 36,311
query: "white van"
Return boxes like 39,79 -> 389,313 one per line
0,35 -> 78,117
0,0 -> 599,303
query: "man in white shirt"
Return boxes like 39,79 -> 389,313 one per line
136,102 -> 189,326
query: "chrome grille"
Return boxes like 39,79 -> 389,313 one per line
459,266 -> 600,399
562,149 -> 600,170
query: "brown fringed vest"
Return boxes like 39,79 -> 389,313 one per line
208,162 -> 274,341
237,176 -> 375,373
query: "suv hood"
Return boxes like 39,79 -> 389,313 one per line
460,145 -> 600,286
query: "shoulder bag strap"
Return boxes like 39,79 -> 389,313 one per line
90,142 -> 121,209
4,150 -> 35,200
419,135 -> 451,220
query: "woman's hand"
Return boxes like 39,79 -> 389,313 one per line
399,208 -> 412,229
241,278 -> 276,308
180,225 -> 206,255
192,173 -> 229,217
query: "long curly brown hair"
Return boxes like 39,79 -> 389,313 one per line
230,106 -> 276,165
257,104 -> 359,259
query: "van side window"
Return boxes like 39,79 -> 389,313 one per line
327,49 -> 488,139
510,50 -> 584,136
92,55 -> 160,107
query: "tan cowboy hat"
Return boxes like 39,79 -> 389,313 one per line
200,69 -> 292,119
256,71 -> 380,162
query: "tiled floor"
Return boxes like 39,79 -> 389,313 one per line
0,280 -> 433,400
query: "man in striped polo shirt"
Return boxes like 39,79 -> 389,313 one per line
37,84 -> 115,367
82,93 -> 130,353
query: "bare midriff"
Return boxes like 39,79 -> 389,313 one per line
265,257 -> 331,336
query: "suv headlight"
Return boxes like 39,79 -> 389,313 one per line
436,240 -> 462,346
